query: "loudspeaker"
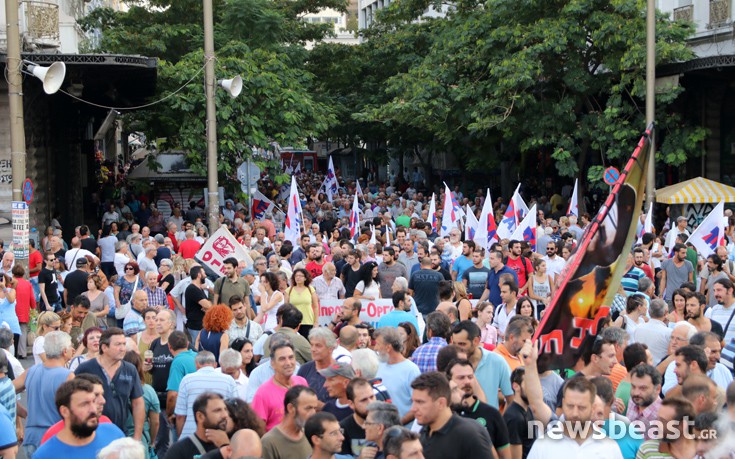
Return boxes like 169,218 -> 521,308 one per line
219,75 -> 243,98
28,62 -> 66,95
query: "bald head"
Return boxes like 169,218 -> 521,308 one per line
71,237 -> 81,248
230,429 -> 262,458
339,325 -> 358,350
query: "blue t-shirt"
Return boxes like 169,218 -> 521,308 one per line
25,365 -> 72,448
602,419 -> 644,459
32,422 -> 124,458
166,350 -> 197,392
377,310 -> 418,331
486,266 -> 518,307
0,404 -> 16,451
452,255 -> 473,280
376,359 -> 420,417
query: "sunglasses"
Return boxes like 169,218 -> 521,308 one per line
125,267 -> 135,271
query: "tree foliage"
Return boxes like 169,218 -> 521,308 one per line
81,0 -> 345,182
308,0 -> 706,187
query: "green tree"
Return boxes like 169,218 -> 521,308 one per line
80,0 -> 345,183
349,0 -> 705,194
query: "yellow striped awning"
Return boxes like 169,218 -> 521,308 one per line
655,177 -> 735,204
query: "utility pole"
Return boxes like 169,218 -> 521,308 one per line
203,0 -> 219,234
645,0 -> 656,208
6,0 -> 29,265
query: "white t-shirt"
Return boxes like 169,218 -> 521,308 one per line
64,248 -> 95,271
98,236 -> 118,263
355,280 -> 381,300
542,255 -> 566,279
32,336 -> 46,366
114,253 -> 131,278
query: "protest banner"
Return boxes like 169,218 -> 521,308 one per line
195,226 -> 252,277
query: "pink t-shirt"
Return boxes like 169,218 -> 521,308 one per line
251,376 -> 308,431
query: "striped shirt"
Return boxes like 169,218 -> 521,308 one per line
123,309 -> 146,337
705,302 -> 735,343
174,367 -> 238,438
0,377 -> 16,422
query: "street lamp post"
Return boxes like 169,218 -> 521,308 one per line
645,0 -> 656,208
203,0 -> 219,234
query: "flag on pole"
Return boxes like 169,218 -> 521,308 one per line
251,190 -> 275,220
324,157 -> 339,203
465,204 -> 479,242
369,225 -> 377,245
440,184 -> 461,237
294,162 -> 301,175
349,193 -> 360,241
444,183 -> 466,221
509,204 -> 537,251
355,180 -> 363,198
428,193 -> 438,234
385,226 -> 391,248
284,176 -> 303,246
568,179 -> 579,217
474,189 -> 498,251
685,202 -> 725,258
534,124 -> 653,373
497,184 -> 526,240
636,203 -> 653,244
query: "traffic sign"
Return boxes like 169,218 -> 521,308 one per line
237,162 -> 261,184
603,167 -> 620,186
22,178 -> 33,204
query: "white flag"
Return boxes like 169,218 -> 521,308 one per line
196,226 -> 253,277
465,204 -> 479,242
509,204 -> 537,252
474,189 -> 498,250
349,193 -> 360,241
325,157 -> 339,203
428,193 -> 437,234
284,175 -> 303,246
685,202 -> 725,258
440,184 -> 460,237
568,179 -> 579,217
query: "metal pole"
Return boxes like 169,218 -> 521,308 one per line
203,0 -> 219,234
645,0 -> 656,208
6,0 -> 29,265
246,158 -> 252,218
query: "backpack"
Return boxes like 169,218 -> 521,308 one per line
504,255 -> 532,283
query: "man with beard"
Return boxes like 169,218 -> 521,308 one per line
32,379 -> 124,457
451,240 -> 474,282
503,367 -> 536,459
429,251 -> 452,280
262,385 -> 319,459
446,360 -> 510,459
340,378 -> 377,456
633,247 -> 655,281
689,331 -> 733,389
686,292 -> 724,339
164,393 -> 229,459
212,257 -> 250,307
306,244 -> 327,279
626,364 -> 662,439
378,247 -> 408,299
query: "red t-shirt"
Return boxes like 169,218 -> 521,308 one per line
305,261 -> 325,279
28,250 -> 43,278
40,415 -> 112,444
178,239 -> 202,259
505,256 -> 533,288
638,263 -> 655,281
13,277 -> 36,322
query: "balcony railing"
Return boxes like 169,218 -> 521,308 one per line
707,0 -> 732,29
673,5 -> 693,22
20,1 -> 60,49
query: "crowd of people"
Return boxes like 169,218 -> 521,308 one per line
0,171 -> 734,459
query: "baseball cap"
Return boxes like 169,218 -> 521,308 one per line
241,268 -> 256,276
318,362 -> 355,379
76,257 -> 88,267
